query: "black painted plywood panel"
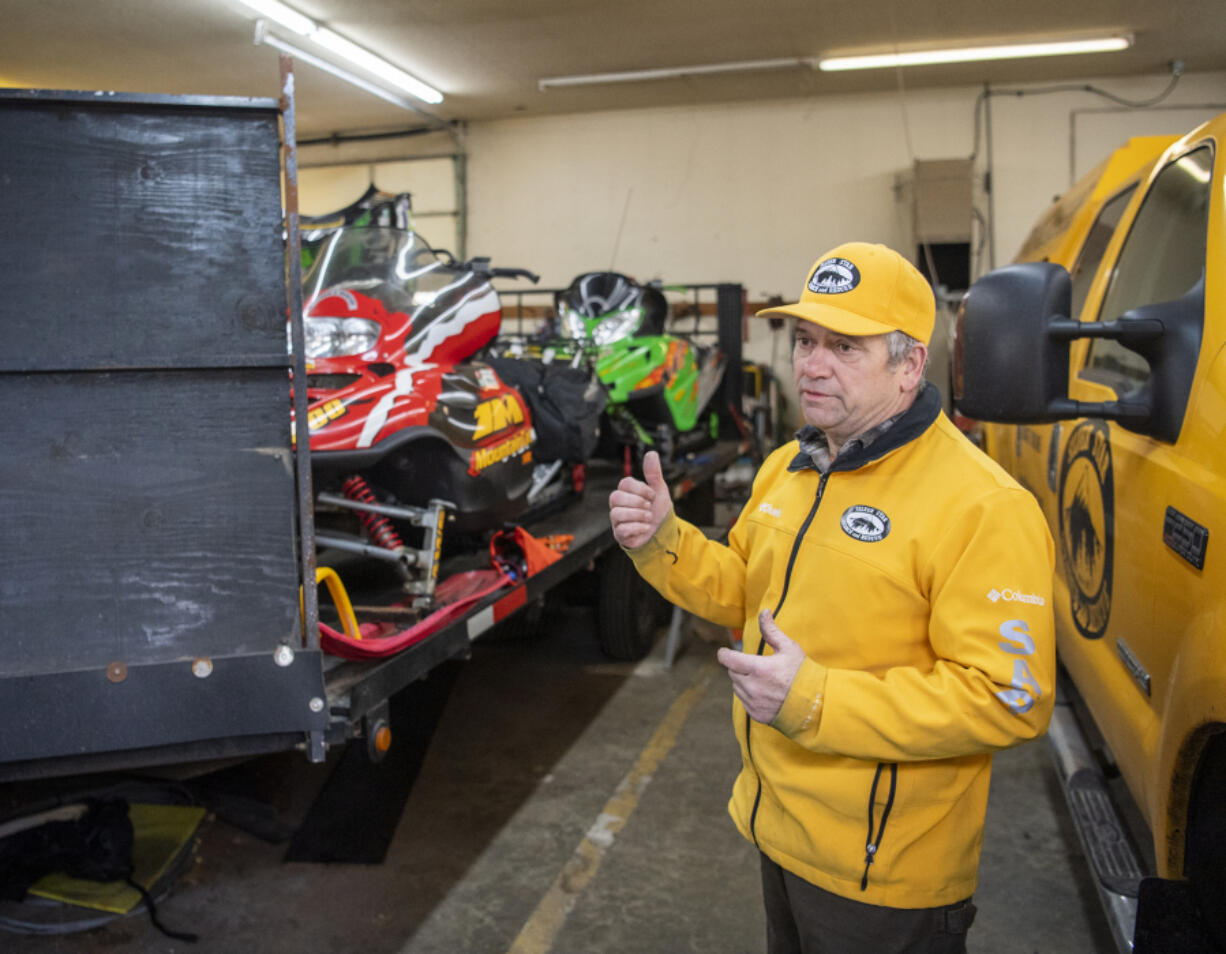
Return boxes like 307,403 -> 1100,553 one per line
0,90 -> 314,771
0,98 -> 287,372
0,370 -> 299,675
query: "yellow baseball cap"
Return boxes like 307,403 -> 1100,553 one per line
755,242 -> 935,346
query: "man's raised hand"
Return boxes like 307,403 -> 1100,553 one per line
608,451 -> 673,549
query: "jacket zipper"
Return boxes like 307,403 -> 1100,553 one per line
861,761 -> 898,889
746,471 -> 829,846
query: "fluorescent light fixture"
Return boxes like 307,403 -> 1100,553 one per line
309,30 -> 440,104
817,35 -> 1132,71
236,0 -> 443,104
256,27 -> 422,112
539,57 -> 810,90
236,0 -> 315,36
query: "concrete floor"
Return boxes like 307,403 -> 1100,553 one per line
2,595 -> 1118,954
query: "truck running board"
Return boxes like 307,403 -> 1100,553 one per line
1046,697 -> 1145,954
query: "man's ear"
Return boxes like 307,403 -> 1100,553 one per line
898,343 -> 928,391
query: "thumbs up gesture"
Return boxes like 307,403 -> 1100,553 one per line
717,610 -> 806,724
608,451 -> 673,549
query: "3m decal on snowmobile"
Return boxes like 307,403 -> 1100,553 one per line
473,394 -> 526,440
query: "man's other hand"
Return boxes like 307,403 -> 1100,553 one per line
717,610 -> 805,724
608,451 -> 672,549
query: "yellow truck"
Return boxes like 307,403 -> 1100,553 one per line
955,115 -> 1224,952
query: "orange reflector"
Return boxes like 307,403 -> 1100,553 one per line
374,725 -> 393,753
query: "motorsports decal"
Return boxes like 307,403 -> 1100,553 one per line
1058,420 -> 1114,639
469,428 -> 533,474
308,398 -> 346,431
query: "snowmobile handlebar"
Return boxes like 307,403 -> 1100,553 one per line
463,257 -> 540,284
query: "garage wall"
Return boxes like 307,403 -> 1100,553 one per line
296,69 -> 1223,415
465,70 -> 1223,292
463,69 -> 1222,374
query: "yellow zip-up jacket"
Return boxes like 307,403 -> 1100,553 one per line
627,386 -> 1055,908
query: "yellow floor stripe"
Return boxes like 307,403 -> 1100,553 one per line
507,657 -> 718,954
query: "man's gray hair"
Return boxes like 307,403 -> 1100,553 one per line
886,330 -> 928,374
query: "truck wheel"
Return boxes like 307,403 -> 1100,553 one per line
1186,732 -> 1226,947
596,548 -> 666,661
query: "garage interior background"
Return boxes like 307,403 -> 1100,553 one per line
7,1 -> 1225,399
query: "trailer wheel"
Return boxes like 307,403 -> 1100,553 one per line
1186,731 -> 1226,947
488,596 -> 547,642
676,477 -> 715,527
596,548 -> 666,661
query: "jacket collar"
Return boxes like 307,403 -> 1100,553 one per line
787,382 -> 942,474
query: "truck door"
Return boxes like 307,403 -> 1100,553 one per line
1012,183 -> 1142,530
1056,144 -> 1213,811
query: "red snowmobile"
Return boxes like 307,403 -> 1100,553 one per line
296,225 -> 602,606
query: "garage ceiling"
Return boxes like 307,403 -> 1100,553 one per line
4,0 -> 1221,138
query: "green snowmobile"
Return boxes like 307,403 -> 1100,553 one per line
548,272 -> 726,466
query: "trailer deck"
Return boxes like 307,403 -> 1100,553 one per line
320,441 -> 744,744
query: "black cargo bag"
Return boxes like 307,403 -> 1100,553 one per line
486,358 -> 607,463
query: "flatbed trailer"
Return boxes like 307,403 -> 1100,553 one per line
0,81 -> 750,784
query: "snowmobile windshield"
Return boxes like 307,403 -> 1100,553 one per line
303,226 -> 454,317
557,272 -> 646,345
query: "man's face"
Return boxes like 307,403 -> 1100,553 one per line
792,322 -> 925,449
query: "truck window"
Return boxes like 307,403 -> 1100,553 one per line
1083,146 -> 1213,387
1069,186 -> 1136,321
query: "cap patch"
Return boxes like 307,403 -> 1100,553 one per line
807,257 -> 861,295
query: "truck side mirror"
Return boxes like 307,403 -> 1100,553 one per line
954,263 -> 1200,441
954,262 -> 1072,422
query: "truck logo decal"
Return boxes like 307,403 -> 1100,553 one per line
1058,420 -> 1114,639
840,505 -> 890,542
808,257 -> 861,294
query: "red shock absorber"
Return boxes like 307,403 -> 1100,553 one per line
340,475 -> 405,551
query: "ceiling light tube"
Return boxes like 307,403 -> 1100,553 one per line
256,25 -> 422,112
236,0 -> 443,104
818,36 -> 1132,71
310,29 -> 442,104
236,0 -> 317,37
539,57 -> 810,90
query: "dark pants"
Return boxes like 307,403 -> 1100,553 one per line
760,854 -> 977,954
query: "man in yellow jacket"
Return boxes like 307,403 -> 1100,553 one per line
609,241 -> 1055,954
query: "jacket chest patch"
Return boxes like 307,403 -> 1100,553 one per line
840,505 -> 890,542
